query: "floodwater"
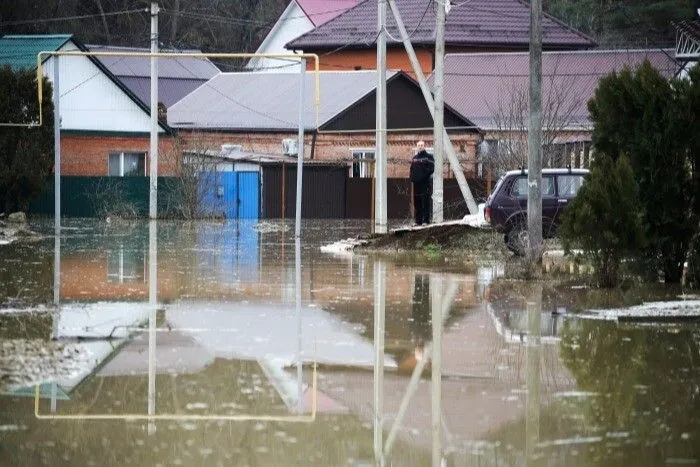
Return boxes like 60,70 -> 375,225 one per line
1,218 -> 698,466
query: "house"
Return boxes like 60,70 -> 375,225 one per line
284,0 -> 595,75
674,17 -> 700,77
441,49 -> 679,173
247,0 -> 360,73
0,34 -> 177,177
87,44 -> 220,108
168,69 -> 481,179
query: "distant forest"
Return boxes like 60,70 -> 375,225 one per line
0,0 -> 698,54
546,0 -> 700,47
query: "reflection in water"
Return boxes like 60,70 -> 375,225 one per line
0,219 -> 698,466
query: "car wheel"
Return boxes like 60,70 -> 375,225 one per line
506,226 -> 530,256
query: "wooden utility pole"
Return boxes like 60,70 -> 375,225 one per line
375,0 -> 388,234
527,0 -> 543,262
433,0 -> 446,223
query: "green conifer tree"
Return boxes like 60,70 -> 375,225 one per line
587,61 -> 696,283
0,66 -> 54,213
560,155 -> 645,287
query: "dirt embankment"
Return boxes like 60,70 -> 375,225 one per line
357,224 -> 504,253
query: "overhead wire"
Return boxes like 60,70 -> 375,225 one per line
0,9 -> 147,26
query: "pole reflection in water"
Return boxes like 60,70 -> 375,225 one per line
373,259 -> 386,465
430,273 -> 444,467
526,283 -> 542,466
384,273 -> 459,461
295,235 -> 303,414
148,220 -> 158,434
51,226 -> 60,413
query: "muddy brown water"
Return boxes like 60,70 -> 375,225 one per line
0,218 -> 698,466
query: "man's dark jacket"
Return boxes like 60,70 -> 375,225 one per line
409,150 -> 435,193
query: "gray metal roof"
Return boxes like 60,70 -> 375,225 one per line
168,70 -> 398,131
287,0 -> 595,50
87,44 -> 220,107
87,45 -> 219,79
442,49 -> 678,131
117,76 -> 212,108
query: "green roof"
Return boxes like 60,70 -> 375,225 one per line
0,34 -> 72,70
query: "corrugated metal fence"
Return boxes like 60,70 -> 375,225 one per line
30,176 -> 183,218
261,163 -> 489,220
30,172 -> 489,219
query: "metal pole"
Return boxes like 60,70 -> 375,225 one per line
149,1 -> 159,219
373,260 -> 386,463
295,59 -> 306,238
386,0 -> 478,215
53,231 -> 60,306
528,0 -> 543,261
432,0 -> 446,224
375,0 -> 388,234
53,55 -> 60,232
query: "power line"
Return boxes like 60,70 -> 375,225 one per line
0,9 -> 147,26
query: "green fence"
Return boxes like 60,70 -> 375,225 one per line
29,176 -> 183,218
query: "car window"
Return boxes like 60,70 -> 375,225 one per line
509,176 -> 554,197
558,174 -> 585,197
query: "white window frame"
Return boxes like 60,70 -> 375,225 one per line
350,148 -> 376,178
108,151 -> 147,177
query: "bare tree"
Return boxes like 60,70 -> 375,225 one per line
160,132 -> 228,219
484,60 -> 585,176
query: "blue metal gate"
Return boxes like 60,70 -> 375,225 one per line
236,171 -> 260,219
199,171 -> 259,219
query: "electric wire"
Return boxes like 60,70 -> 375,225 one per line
0,9 -> 147,26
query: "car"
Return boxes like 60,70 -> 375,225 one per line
484,167 -> 589,254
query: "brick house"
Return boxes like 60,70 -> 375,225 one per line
285,0 -> 596,74
0,34 -> 177,177
168,69 -> 482,179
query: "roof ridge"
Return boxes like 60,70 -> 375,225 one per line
3,34 -> 72,39
285,0 -> 369,49
446,48 -> 674,58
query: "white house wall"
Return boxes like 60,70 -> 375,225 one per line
42,41 -> 162,133
247,1 -> 313,73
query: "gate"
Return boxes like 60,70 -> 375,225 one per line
200,171 -> 260,219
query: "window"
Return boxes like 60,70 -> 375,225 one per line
509,176 -> 554,197
109,152 -> 146,176
351,149 -> 375,178
557,174 -> 585,197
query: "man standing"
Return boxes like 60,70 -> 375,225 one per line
409,140 -> 435,225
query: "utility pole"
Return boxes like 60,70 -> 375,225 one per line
375,0 -> 388,234
432,0 -> 446,224
149,1 -> 159,219
53,55 -> 61,233
527,0 -> 543,262
295,59 -> 306,238
386,0 -> 478,215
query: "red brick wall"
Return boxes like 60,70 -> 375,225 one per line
60,134 -> 179,176
177,130 -> 481,178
